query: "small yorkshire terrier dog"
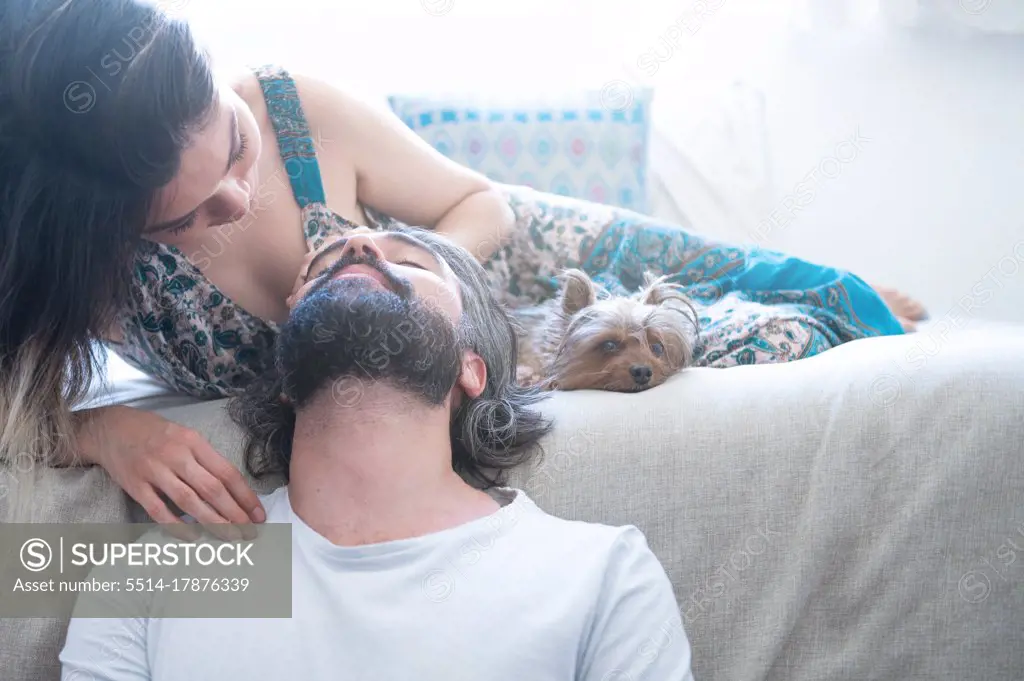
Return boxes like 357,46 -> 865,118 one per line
515,269 -> 700,392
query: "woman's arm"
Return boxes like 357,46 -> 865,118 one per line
294,74 -> 515,261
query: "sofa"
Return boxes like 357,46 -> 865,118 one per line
3,323 -> 1023,681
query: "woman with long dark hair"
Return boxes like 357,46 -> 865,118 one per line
0,0 -> 518,524
0,0 -> 922,525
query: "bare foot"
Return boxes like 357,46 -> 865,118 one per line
873,286 -> 927,331
896,316 -> 918,333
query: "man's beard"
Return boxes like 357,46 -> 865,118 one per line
276,258 -> 463,409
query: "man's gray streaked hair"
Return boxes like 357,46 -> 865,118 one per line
230,225 -> 552,488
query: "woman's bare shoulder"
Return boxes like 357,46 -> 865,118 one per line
222,67 -> 368,118
288,71 -> 356,104
288,72 -> 391,130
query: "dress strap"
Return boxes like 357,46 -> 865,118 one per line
253,65 -> 327,208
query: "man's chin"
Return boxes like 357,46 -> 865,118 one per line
279,278 -> 463,409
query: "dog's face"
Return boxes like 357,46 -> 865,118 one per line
542,270 -> 699,392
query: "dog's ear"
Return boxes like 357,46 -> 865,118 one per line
559,269 -> 596,315
638,272 -> 685,306
637,273 -> 701,337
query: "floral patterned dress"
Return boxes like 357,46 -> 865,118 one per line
110,66 -> 903,399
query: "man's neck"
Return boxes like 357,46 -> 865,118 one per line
286,384 -> 499,546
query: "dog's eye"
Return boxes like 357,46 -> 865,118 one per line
599,340 -> 620,353
650,342 -> 665,357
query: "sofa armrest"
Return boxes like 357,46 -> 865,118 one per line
5,327 -> 1023,681
507,328 -> 1024,681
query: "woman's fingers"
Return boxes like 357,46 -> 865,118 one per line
131,483 -> 181,525
288,239 -> 339,302
130,484 -> 199,542
288,227 -> 378,304
184,432 -> 265,524
82,407 -> 264,536
174,460 -> 260,540
298,228 -> 372,283
296,235 -> 345,281
155,470 -> 242,542
177,456 -> 253,527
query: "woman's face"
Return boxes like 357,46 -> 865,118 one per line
142,84 -> 262,248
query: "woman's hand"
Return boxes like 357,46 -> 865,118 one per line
75,406 -> 265,536
286,228 -> 382,308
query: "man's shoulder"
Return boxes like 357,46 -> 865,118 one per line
256,486 -> 291,522
510,491 -> 653,563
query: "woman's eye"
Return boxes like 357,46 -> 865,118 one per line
230,131 -> 248,167
599,340 -> 620,353
650,342 -> 665,357
166,213 -> 198,235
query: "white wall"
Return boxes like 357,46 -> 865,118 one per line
617,2 -> 1024,324
753,25 -> 1024,325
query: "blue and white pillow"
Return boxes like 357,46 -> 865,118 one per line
388,90 -> 653,213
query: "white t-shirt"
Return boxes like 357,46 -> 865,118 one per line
61,487 -> 694,681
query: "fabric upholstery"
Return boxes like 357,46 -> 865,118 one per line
3,328 -> 1023,681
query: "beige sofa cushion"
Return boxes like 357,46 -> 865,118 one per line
3,327 -> 1023,681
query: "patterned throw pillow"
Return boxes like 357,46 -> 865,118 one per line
388,90 -> 654,213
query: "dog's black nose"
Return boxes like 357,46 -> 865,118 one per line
630,365 -> 652,385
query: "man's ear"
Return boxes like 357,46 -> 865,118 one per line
560,269 -> 596,315
455,350 -> 488,400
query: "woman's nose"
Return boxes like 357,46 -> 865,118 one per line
340,233 -> 385,262
207,178 -> 252,227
